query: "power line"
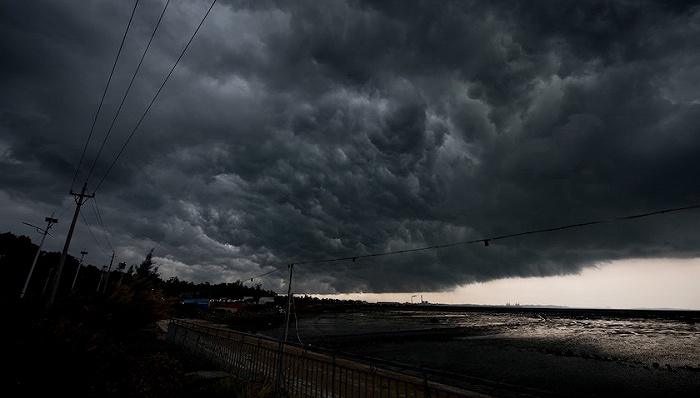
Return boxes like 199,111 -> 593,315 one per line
296,203 -> 700,266
51,200 -> 74,222
94,0 -> 218,193
72,0 -> 140,191
90,198 -> 114,254
47,2 -> 139,309
45,1 -> 216,309
85,0 -> 172,185
248,267 -> 283,282
244,203 -> 700,281
80,210 -> 109,256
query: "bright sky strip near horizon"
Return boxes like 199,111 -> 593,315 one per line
319,259 -> 700,310
2,1 -> 700,310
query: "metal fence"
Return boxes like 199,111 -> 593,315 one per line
166,318 -> 483,398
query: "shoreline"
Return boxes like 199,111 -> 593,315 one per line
251,305 -> 700,397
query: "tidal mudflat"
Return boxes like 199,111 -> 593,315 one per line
257,305 -> 700,397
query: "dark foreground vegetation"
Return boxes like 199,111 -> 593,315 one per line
10,304 -> 293,398
3,231 -> 298,397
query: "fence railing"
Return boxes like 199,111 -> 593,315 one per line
166,318 -> 484,398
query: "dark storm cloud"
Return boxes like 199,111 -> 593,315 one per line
2,0 -> 700,295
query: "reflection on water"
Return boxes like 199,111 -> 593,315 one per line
252,307 -> 700,396
259,307 -> 700,368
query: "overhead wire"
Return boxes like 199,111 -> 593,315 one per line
60,0 -> 215,265
80,210 -> 109,256
52,199 -> 75,223
294,203 -> 700,266
248,268 -> 282,282
85,0 -> 172,186
72,0 -> 140,192
269,203 -> 700,340
93,0 -> 218,193
90,198 -> 115,254
243,202 -> 700,281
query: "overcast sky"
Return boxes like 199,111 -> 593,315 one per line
2,0 -> 700,305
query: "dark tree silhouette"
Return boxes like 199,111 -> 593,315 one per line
2,230 -> 278,312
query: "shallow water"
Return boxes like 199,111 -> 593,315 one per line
254,306 -> 700,396
410,309 -> 700,368
260,307 -> 700,366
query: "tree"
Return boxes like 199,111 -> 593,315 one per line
136,248 -> 159,279
101,249 -> 173,331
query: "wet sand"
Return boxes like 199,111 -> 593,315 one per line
330,330 -> 700,397
257,306 -> 700,397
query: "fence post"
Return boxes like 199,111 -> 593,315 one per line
168,321 -> 473,398
331,354 -> 337,398
276,340 -> 285,389
423,369 -> 430,398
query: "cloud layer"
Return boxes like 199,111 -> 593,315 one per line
2,0 -> 700,294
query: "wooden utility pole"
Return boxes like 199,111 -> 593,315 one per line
20,215 -> 58,299
102,252 -> 116,294
45,182 -> 94,309
96,266 -> 107,292
277,263 -> 295,388
283,263 -> 294,342
70,250 -> 88,291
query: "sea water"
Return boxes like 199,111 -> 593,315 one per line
252,306 -> 700,397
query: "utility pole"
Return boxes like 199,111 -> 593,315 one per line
46,182 -> 94,309
283,263 -> 294,342
43,268 -> 55,296
20,215 -> 58,299
70,250 -> 88,291
96,266 -> 107,292
277,263 -> 294,388
102,252 -> 115,294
